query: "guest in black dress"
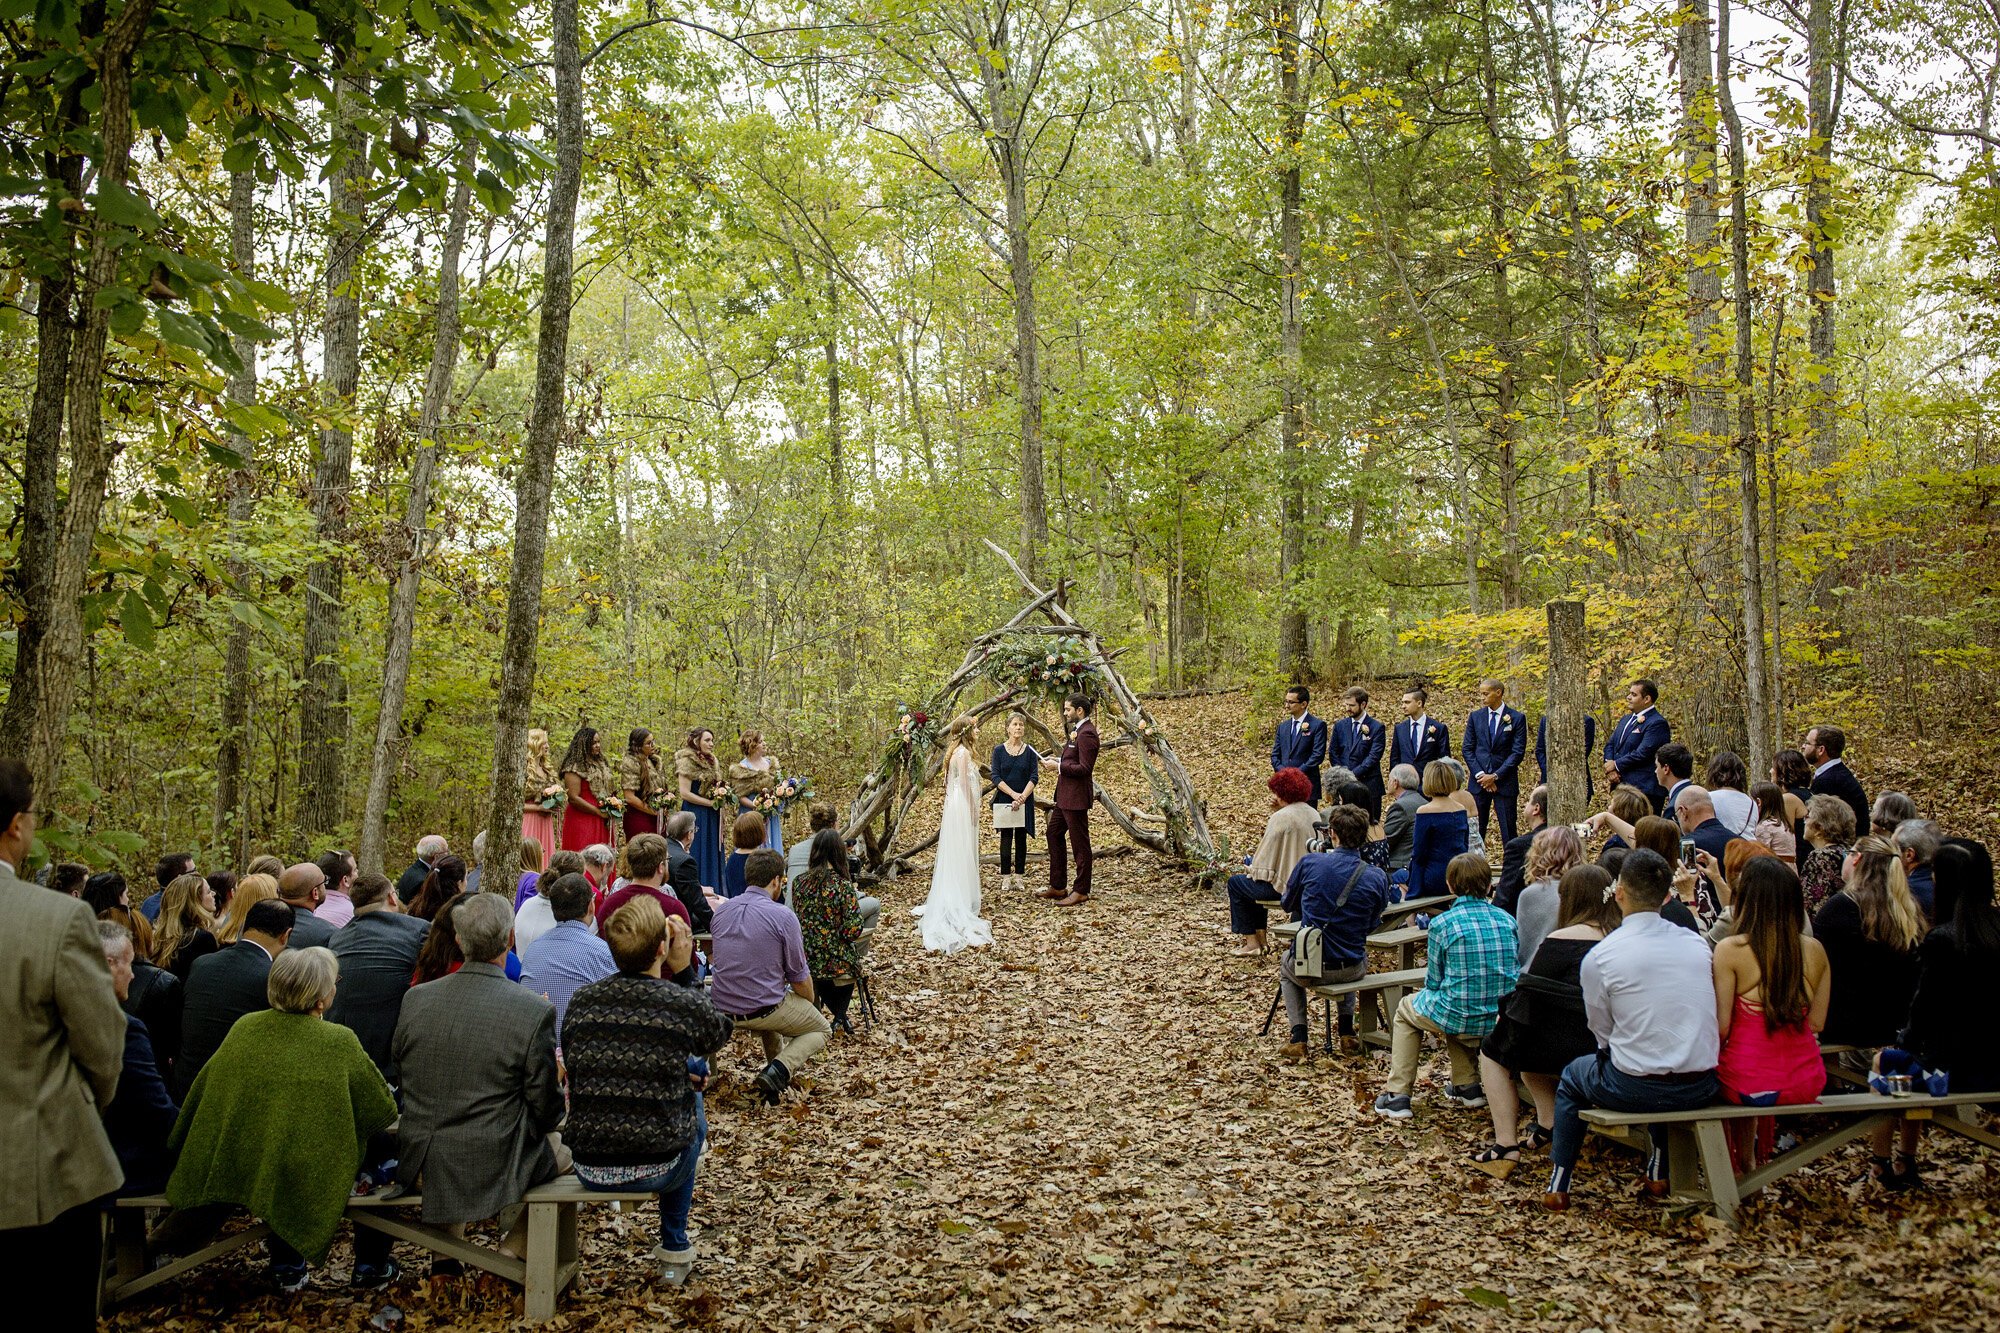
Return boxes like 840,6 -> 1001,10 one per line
1470,864 -> 1622,1176
990,712 -> 1039,893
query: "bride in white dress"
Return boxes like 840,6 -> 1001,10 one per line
914,714 -> 993,954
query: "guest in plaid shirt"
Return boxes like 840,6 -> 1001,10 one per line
1375,852 -> 1519,1120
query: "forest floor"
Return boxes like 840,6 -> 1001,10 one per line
110,689 -> 2000,1332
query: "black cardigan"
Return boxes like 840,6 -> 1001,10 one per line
561,974 -> 735,1167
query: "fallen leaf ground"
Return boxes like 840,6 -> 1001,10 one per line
111,690 -> 2000,1331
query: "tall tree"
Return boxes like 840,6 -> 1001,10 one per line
214,167 -> 260,862
1679,0 -> 1726,457
1273,0 -> 1309,676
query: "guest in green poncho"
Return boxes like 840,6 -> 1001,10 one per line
163,946 -> 401,1291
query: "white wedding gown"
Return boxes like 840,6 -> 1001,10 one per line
914,746 -> 992,954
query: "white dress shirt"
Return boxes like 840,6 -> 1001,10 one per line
1580,910 -> 1720,1077
1814,758 -> 1841,779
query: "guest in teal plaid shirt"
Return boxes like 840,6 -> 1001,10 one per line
1375,852 -> 1519,1119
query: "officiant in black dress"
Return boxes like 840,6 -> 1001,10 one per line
990,712 -> 1039,894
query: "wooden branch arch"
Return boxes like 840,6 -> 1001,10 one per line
841,542 -> 1217,879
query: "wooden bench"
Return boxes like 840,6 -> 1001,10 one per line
106,1176 -> 653,1323
1580,1090 -> 2000,1226
1301,967 -> 1427,1053
1378,893 -> 1451,926
1367,925 -> 1428,971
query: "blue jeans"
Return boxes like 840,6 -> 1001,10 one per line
1227,874 -> 1274,934
1549,1051 -> 1718,1193
580,1097 -> 706,1252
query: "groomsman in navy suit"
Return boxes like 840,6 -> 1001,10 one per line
1270,685 -> 1329,807
1330,686 -> 1388,820
1464,679 -> 1528,843
1535,712 -> 1598,800
1602,678 -> 1672,812
1389,687 -> 1450,778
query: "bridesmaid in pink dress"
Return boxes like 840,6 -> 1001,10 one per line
559,725 -> 614,852
1712,857 -> 1832,1168
520,727 -> 561,866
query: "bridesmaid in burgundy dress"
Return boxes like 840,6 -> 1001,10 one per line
560,725 -> 615,852
620,727 -> 663,838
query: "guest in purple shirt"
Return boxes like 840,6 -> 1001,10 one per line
521,876 -> 616,1034
707,849 -> 831,1105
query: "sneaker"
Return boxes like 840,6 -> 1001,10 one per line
352,1260 -> 401,1289
1442,1083 -> 1489,1109
1373,1092 -> 1414,1120
271,1264 -> 309,1293
652,1245 -> 696,1287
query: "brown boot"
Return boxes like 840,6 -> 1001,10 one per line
1037,886 -> 1068,900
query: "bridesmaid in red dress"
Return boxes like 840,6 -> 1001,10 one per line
559,725 -> 615,851
619,727 -> 663,838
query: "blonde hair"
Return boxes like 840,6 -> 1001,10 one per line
528,727 -> 549,754
1527,826 -> 1584,884
944,714 -> 978,760
605,895 -> 668,975
268,946 -> 339,1014
217,873 -> 278,943
1845,837 -> 1927,952
739,729 -> 763,758
1421,760 -> 1462,799
520,836 -> 545,873
151,872 -> 215,967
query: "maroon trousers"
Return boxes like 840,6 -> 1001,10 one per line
1047,805 -> 1093,897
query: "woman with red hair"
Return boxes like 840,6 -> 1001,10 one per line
1227,767 -> 1320,957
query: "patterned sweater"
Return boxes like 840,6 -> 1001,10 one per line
560,973 -> 735,1166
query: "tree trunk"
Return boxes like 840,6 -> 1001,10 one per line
1680,0 -> 1726,457
1543,600 -> 1589,825
299,74 -> 370,841
825,271 -> 844,497
1478,0 -> 1523,610
0,0 -> 156,820
215,168 -> 260,863
1273,0 -> 1309,677
481,0 -> 585,895
357,170 -> 472,877
1805,0 -> 1839,471
1717,0 -> 1771,778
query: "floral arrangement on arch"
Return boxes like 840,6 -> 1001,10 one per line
982,633 -> 1101,704
889,702 -> 942,759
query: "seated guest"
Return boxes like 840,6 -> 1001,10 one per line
1893,819 -> 1942,922
582,842 -> 616,898
151,872 -> 221,981
1699,838 -> 1780,946
1332,777 -> 1373,814
396,834 -> 449,904
563,896 -> 735,1287
1379,764 -> 1425,872
1673,785 -> 1735,917
512,837 -> 550,910
1395,761 -> 1471,902
1588,786 -> 1654,857
1471,865 -> 1620,1176
1227,768 -> 1319,957
1870,791 -> 1918,842
166,947 -> 399,1289
1798,794 -> 1856,916
1895,840 -> 2000,1187
119,910 -> 184,1089
1748,783 -> 1797,864
139,851 -> 196,921
415,892 -> 523,984
1772,749 -> 1814,845
178,898 -> 295,1097
662,812 -> 718,933
1494,786 -> 1548,916
214,872 -> 278,943
1624,815 -> 1703,932
1440,758 -> 1484,858
1543,850 -> 1720,1211
48,860 -> 88,898
326,872 -> 431,1082
277,862 -> 336,948
405,853 -> 467,924
1276,805 -> 1390,1060
245,853 -> 284,880
1713,858 -> 1830,1167
206,870 -> 237,919
1653,742 -> 1695,820
792,829 -> 867,1032
97,920 -> 179,1196
1813,836 -> 1925,1072
394,893 -> 568,1253
721,812 -> 766,899
465,830 -> 488,896
520,873 -> 617,1032
1375,853 -> 1518,1120
85,869 -> 132,917
1512,825 -> 1585,968
1704,751 -> 1757,835
315,849 -> 357,929
595,833 -> 693,937
787,803 -> 838,891
709,849 -> 832,1104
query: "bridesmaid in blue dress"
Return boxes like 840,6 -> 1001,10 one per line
675,728 -> 727,894
1397,760 -> 1471,900
729,730 -> 786,854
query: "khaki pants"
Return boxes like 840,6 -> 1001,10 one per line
1384,992 -> 1480,1096
733,994 -> 831,1074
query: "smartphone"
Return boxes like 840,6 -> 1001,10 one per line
1680,837 -> 1698,869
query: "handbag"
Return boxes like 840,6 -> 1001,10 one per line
1293,857 -> 1368,982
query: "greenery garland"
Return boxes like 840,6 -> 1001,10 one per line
981,633 -> 1101,704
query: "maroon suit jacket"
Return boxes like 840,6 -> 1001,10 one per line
1054,719 -> 1099,811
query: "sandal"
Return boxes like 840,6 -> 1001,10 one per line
1469,1143 -> 1520,1179
1522,1122 -> 1553,1153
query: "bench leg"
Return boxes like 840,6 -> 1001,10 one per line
523,1200 -> 561,1324
1666,1124 -> 1701,1198
1692,1120 -> 1741,1226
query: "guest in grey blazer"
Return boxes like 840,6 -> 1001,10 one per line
393,893 -> 567,1235
1380,765 -> 1425,871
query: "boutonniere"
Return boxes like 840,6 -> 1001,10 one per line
1426,724 -> 1438,736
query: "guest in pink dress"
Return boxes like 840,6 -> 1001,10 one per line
521,727 -> 562,865
1712,857 -> 1832,1168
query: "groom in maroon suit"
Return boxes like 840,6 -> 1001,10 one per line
1039,693 -> 1099,907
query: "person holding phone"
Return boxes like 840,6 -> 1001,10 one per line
1671,785 -> 1735,919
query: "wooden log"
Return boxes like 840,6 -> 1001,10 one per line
1544,599 -> 1591,826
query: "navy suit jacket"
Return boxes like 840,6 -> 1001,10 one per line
1535,714 -> 1599,798
1330,716 -> 1387,791
1464,706 -> 1527,790
1810,761 -> 1871,837
1389,716 -> 1451,775
1271,713 -> 1328,776
1603,708 -> 1671,803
